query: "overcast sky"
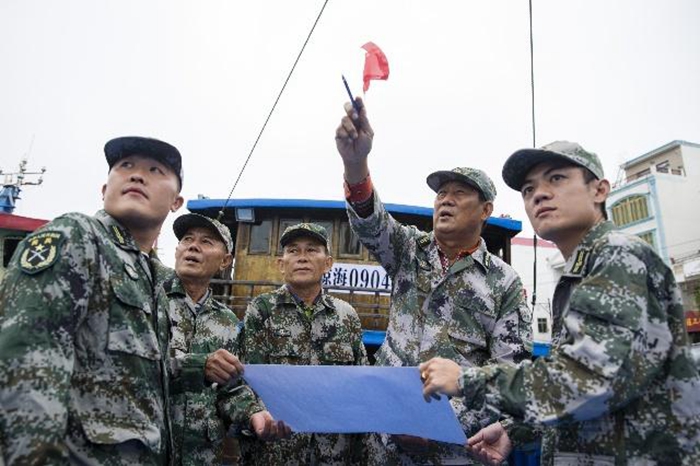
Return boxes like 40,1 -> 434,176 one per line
2,0 -> 699,266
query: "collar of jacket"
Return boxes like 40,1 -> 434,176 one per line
423,233 -> 491,273
96,209 -> 141,252
164,275 -> 214,308
278,284 -> 336,312
164,274 -> 188,297
562,220 -> 616,277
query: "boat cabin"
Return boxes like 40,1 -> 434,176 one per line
187,198 -> 522,350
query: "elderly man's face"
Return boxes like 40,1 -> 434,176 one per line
175,226 -> 232,282
432,181 -> 492,241
278,237 -> 332,290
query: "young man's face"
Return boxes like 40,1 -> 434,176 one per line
278,237 -> 333,289
433,181 -> 492,241
175,226 -> 232,282
520,162 -> 608,243
102,154 -> 183,231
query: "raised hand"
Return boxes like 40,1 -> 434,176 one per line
335,96 -> 373,183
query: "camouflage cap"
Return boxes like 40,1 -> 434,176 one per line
280,223 -> 330,250
502,141 -> 605,191
426,167 -> 497,201
104,136 -> 183,190
173,213 -> 233,253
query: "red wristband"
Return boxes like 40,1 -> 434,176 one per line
344,174 -> 373,203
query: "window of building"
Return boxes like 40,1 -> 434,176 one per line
249,220 -> 272,254
637,231 -> 655,249
338,220 -> 361,256
611,195 -> 650,227
537,317 -> 548,334
656,160 -> 670,173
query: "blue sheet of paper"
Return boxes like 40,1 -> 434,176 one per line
242,365 -> 466,445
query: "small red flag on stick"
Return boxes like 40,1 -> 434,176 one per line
362,42 -> 390,92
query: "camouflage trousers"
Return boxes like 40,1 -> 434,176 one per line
363,433 -> 479,466
239,432 -> 364,465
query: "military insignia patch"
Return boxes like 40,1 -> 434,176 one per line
111,224 -> 127,245
19,231 -> 65,274
570,248 -> 590,275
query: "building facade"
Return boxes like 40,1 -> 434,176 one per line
608,140 -> 700,340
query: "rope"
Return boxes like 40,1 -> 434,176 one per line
217,0 -> 331,221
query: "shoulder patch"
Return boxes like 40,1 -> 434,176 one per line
417,235 -> 431,247
570,248 -> 590,275
19,231 -> 65,274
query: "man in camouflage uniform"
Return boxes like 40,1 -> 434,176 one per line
166,213 -> 289,465
239,223 -> 369,465
0,136 -> 184,464
421,141 -> 700,465
335,98 -> 532,464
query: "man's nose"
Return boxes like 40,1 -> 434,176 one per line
129,168 -> 147,183
532,185 -> 552,204
440,193 -> 456,206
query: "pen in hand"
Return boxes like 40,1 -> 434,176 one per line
342,75 -> 361,116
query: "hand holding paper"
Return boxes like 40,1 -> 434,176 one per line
419,357 -> 463,401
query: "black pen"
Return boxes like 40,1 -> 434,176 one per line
342,75 -> 361,116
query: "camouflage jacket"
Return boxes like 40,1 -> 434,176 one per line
347,192 -> 532,464
240,285 -> 368,465
0,210 -> 172,465
163,275 -> 263,466
459,221 -> 700,465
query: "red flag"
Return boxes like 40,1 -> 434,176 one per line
362,42 -> 390,92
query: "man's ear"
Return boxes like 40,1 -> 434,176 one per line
277,257 -> 286,275
171,195 -> 185,212
101,184 -> 107,199
481,201 -> 494,221
220,253 -> 233,271
594,179 -> 611,203
324,255 -> 334,274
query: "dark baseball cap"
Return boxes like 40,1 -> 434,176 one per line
280,223 -> 330,250
502,141 -> 604,191
104,136 -> 183,189
173,213 -> 233,253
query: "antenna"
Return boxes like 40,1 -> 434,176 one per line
528,0 -> 538,312
0,158 -> 47,214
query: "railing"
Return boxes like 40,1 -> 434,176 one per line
210,278 -> 391,330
